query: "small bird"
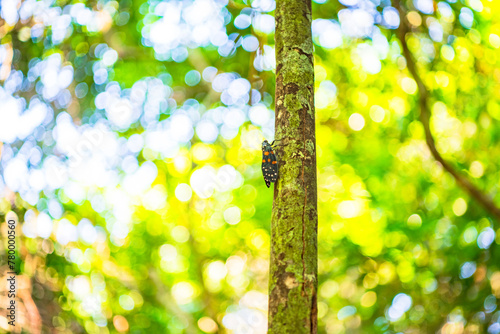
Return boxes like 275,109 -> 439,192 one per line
261,140 -> 278,188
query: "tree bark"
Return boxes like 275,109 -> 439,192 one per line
268,0 -> 318,332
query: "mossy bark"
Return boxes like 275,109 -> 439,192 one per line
268,0 -> 317,332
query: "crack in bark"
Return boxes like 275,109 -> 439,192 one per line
301,102 -> 307,293
310,288 -> 317,333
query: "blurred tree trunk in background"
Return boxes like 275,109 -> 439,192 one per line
268,0 -> 318,332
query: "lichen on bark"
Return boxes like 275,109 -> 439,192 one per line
268,0 -> 318,332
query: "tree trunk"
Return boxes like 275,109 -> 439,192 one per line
268,0 -> 318,331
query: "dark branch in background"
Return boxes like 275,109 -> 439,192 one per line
395,1 -> 500,221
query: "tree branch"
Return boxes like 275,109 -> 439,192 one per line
268,0 -> 318,331
395,1 -> 500,221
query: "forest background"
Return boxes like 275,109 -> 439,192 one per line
1,0 -> 500,333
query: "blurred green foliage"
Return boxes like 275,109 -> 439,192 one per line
1,0 -> 500,333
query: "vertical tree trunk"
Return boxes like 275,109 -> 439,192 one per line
268,0 -> 317,332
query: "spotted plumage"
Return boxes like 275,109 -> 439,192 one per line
261,140 -> 278,188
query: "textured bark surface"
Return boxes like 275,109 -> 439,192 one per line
268,0 -> 318,332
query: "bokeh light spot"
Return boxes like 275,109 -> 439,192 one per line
113,315 -> 129,332
348,113 -> 365,131
452,198 -> 467,216
175,183 -> 193,202
198,317 -> 218,333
